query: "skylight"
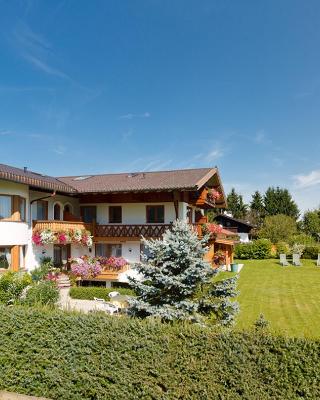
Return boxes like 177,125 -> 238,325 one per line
73,176 -> 92,181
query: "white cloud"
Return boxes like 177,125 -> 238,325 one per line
118,112 -> 151,120
293,170 -> 320,188
204,148 -> 224,163
52,145 -> 67,155
13,22 -> 69,80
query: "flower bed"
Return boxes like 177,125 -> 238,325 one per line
69,256 -> 128,279
32,229 -> 93,247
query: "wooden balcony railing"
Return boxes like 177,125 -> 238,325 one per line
33,220 -> 93,233
94,224 -> 172,238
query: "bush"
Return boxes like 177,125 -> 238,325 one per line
0,272 -> 32,304
24,281 -> 59,306
31,257 -> 54,282
0,306 -> 320,399
302,245 -> 320,259
276,241 -> 291,257
288,233 -> 316,247
69,286 -> 135,300
235,239 -> 271,260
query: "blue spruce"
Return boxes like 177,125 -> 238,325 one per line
128,220 -> 216,322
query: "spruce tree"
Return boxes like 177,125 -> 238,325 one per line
128,220 -> 216,322
226,188 -> 248,219
264,187 -> 299,220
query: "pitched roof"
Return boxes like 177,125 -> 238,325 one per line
0,164 -> 221,195
215,214 -> 254,228
0,163 -> 75,193
58,168 -> 218,193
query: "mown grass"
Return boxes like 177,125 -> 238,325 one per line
235,259 -> 320,337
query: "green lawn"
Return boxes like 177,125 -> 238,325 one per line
235,259 -> 320,338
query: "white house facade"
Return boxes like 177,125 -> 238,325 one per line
0,163 -> 234,283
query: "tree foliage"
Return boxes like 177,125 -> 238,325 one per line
129,220 -> 215,321
226,188 -> 248,219
263,187 -> 299,220
129,220 -> 239,325
301,209 -> 320,240
258,214 -> 297,243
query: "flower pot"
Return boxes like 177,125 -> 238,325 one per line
231,263 -> 239,273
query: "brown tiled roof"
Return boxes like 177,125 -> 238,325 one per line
58,168 -> 217,193
0,163 -> 220,194
0,163 -> 75,193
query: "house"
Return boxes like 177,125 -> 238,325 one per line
0,163 -> 236,284
214,213 -> 253,243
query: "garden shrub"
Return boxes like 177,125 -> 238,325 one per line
302,245 -> 320,259
23,281 -> 59,306
0,306 -> 320,399
235,239 -> 271,260
0,272 -> 32,304
30,257 -> 54,282
288,233 -> 316,246
69,286 -> 135,300
276,241 -> 291,257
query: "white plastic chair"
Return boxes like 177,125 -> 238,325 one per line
317,254 -> 320,267
108,291 -> 120,298
292,254 -> 301,266
280,254 -> 289,266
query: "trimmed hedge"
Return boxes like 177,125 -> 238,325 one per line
69,286 -> 135,300
235,239 -> 272,260
1,306 -> 320,399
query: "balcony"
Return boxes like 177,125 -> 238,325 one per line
33,220 -> 93,233
94,224 -> 172,239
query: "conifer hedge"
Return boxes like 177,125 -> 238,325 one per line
0,306 -> 319,400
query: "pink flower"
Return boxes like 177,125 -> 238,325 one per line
57,232 -> 68,244
32,232 -> 42,246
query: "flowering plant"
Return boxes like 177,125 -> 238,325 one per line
70,256 -> 102,279
201,223 -> 223,237
105,256 -> 127,271
32,228 -> 93,248
213,250 -> 226,266
207,188 -> 222,203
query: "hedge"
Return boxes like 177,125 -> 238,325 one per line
69,286 -> 135,300
1,306 -> 320,399
235,239 -> 272,260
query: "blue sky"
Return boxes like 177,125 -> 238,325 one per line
0,0 -> 320,211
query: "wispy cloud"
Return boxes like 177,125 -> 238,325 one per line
52,145 -> 67,155
202,147 -> 224,164
0,130 -> 14,136
293,170 -> 320,188
253,129 -> 271,144
118,112 -> 151,120
12,22 -> 70,80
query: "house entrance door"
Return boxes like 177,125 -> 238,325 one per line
53,244 -> 71,268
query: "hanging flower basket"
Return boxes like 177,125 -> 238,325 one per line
32,228 -> 93,248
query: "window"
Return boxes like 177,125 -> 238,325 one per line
95,243 -> 122,258
146,205 -> 164,223
0,195 -> 12,220
0,247 -> 11,269
54,203 -> 61,220
36,201 -> 48,220
80,206 -> 97,223
140,243 -> 152,261
109,206 -> 122,223
19,197 -> 26,222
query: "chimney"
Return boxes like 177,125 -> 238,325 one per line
23,167 -> 28,173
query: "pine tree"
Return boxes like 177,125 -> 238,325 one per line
226,188 -> 248,219
264,187 -> 299,220
248,190 -> 265,228
250,191 -> 264,216
128,220 -> 216,322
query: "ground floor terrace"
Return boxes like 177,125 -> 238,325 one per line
0,219 -> 236,282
